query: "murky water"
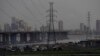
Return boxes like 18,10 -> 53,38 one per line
57,35 -> 100,43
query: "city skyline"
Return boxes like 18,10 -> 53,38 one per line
0,0 -> 100,30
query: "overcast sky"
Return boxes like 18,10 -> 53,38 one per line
0,0 -> 100,30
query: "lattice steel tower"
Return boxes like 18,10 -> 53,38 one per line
47,2 -> 57,47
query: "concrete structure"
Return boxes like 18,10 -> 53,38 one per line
58,20 -> 63,31
11,17 -> 32,32
84,25 -> 87,32
0,31 -> 68,47
96,20 -> 100,34
80,23 -> 84,32
40,25 -> 45,32
4,23 -> 11,32
79,23 -> 89,33
11,17 -> 19,32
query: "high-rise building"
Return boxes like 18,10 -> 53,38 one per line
84,25 -> 89,32
4,23 -> 11,32
96,20 -> 100,33
11,17 -> 32,32
40,25 -> 45,31
80,23 -> 84,31
58,20 -> 63,31
11,17 -> 19,32
18,20 -> 26,31
25,26 -> 32,32
79,23 -> 89,32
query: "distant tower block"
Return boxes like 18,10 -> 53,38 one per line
11,17 -> 19,32
96,20 -> 100,34
58,20 -> 63,31
40,25 -> 45,32
84,25 -> 87,32
80,23 -> 84,31
4,23 -> 11,32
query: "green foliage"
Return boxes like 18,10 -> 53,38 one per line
4,46 -> 100,55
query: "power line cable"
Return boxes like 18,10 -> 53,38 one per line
0,8 -> 11,18
21,0 -> 36,19
31,0 -> 43,17
31,0 -> 46,24
5,0 -> 28,19
37,0 -> 47,10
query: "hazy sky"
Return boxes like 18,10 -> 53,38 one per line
0,0 -> 100,30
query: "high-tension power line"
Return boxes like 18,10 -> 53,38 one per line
37,0 -> 47,10
31,0 -> 48,26
5,0 -> 27,18
31,0 -> 43,16
0,8 -> 11,18
21,0 -> 36,19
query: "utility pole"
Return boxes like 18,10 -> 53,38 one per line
46,2 -> 57,48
